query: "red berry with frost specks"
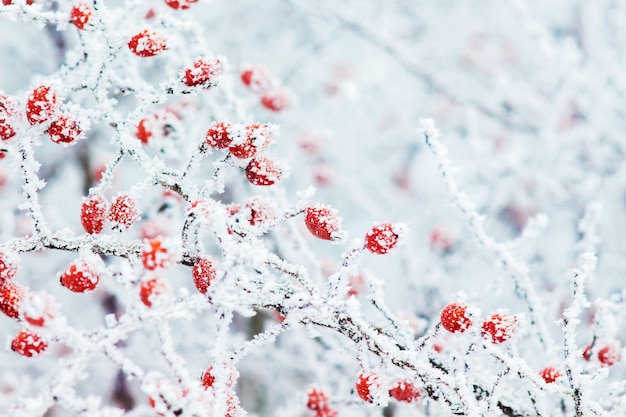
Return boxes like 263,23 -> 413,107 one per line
598,345 -> 620,366
139,277 -> 169,307
228,123 -> 271,159
481,312 -> 517,344
206,121 -> 233,149
26,85 -> 57,125
261,89 -> 291,112
109,194 -> 139,229
21,292 -> 57,327
305,204 -> 343,241
441,302 -> 472,333
49,115 -> 83,144
539,367 -> 561,384
0,92 -> 18,117
60,261 -> 99,293
365,222 -> 402,254
183,58 -> 223,88
245,196 -> 277,226
240,66 -> 271,92
70,3 -> 92,29
11,329 -> 47,357
389,379 -> 421,403
128,30 -> 166,57
164,0 -> 197,9
0,120 -> 15,141
245,156 -> 282,186
192,258 -> 216,294
315,408 -> 338,417
141,239 -> 175,270
0,280 -> 25,318
307,386 -> 329,411
81,195 -> 107,235
201,366 -> 215,389
356,371 -> 381,403
0,249 -> 19,280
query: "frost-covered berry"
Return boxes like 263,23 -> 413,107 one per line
364,222 -> 402,254
70,3 -> 92,29
128,30 -> 167,57
201,366 -> 215,389
48,115 -> 83,144
0,249 -> 19,280
21,292 -> 57,327
260,90 -> 291,112
356,371 -> 381,403
539,367 -> 561,384
164,0 -> 197,9
26,85 -> 57,125
244,196 -> 277,226
0,93 -> 16,139
306,386 -> 329,411
81,195 -> 107,234
60,261 -> 99,293
0,280 -> 25,318
245,156 -> 282,186
440,302 -> 472,333
206,121 -> 233,149
136,117 -> 154,144
0,120 -> 15,141
598,345 -> 620,367
481,312 -> 517,344
389,379 -> 421,403
139,277 -> 169,307
192,258 -> 216,294
141,239 -> 175,270
183,58 -> 223,88
11,329 -> 47,357
304,204 -> 343,241
109,194 -> 139,229
240,66 -> 271,92
228,123 -> 271,159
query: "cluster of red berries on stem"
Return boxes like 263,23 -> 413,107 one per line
306,386 -> 337,417
81,193 -> 140,233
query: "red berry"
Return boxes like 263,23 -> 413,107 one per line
314,408 -> 338,417
0,92 -> 18,117
192,258 -> 216,294
364,223 -> 401,255
245,156 -> 282,186
481,312 -> 517,344
304,204 -> 343,241
205,121 -> 233,149
598,345 -> 620,366
244,196 -> 277,226
49,115 -> 83,144
81,195 -> 107,234
583,344 -> 592,361
26,85 -> 57,125
136,117 -> 154,144
539,367 -> 561,384
164,0 -> 197,9
440,303 -> 472,333
260,90 -> 291,112
240,66 -> 271,92
183,58 -> 223,88
306,386 -> 329,411
128,30 -> 166,57
141,239 -> 175,270
60,261 -> 99,292
0,280 -> 25,318
228,123 -> 271,159
109,194 -> 139,229
21,292 -> 57,327
389,379 -> 421,403
11,329 -> 47,357
70,3 -> 92,29
139,277 -> 169,307
201,366 -> 215,389
0,120 -> 15,141
0,249 -> 19,280
355,371 -> 380,403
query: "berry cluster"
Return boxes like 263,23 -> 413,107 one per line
240,66 -> 292,112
